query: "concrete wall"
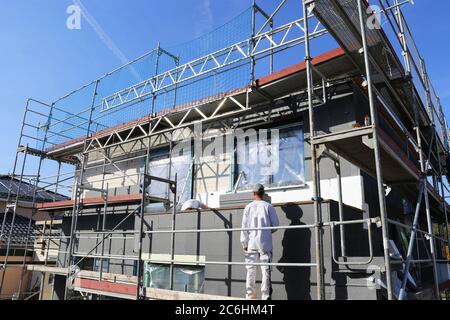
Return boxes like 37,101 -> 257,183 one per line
57,208 -> 137,276
136,201 -> 383,300
56,200 -> 384,300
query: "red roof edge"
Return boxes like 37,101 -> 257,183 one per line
37,193 -> 142,210
256,48 -> 345,86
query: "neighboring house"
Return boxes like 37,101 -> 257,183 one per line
0,175 -> 67,300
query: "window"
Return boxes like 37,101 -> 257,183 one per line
94,259 -> 110,273
143,263 -> 205,293
236,124 -> 305,190
147,147 -> 171,200
73,257 -> 95,271
146,145 -> 193,205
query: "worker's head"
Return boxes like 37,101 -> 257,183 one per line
252,184 -> 265,200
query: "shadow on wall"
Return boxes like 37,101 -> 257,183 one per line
211,209 -> 234,297
277,205 -> 312,300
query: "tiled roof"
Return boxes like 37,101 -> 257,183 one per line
0,175 -> 68,203
0,214 -> 38,247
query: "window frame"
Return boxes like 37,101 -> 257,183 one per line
143,262 -> 206,293
233,122 -> 306,192
143,142 -> 195,205
93,258 -> 110,273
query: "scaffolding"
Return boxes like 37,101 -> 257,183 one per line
1,0 -> 449,300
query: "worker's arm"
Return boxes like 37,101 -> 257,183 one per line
269,205 -> 280,233
240,207 -> 249,251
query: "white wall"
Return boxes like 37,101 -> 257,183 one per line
194,175 -> 366,211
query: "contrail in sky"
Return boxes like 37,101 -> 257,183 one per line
72,0 -> 142,82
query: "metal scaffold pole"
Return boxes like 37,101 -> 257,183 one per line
421,58 -> 441,300
302,0 -> 325,300
398,121 -> 436,299
136,134 -> 152,300
96,155 -> 108,279
333,153 -> 346,257
151,43 -> 161,115
45,215 -> 55,267
439,172 -> 450,255
356,0 -> 393,300
99,185 -> 109,281
0,99 -> 30,243
64,79 -> 100,300
393,0 -> 411,76
0,99 -> 34,299
169,174 -> 178,291
393,0 -> 444,300
435,124 -> 449,298
16,100 -> 56,299
251,0 -> 257,85
398,181 -> 424,300
0,148 -> 29,295
421,136 -> 440,300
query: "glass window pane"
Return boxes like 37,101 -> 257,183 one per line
146,146 -> 192,203
173,266 -> 205,293
147,147 -> 171,199
143,263 -> 205,293
171,155 -> 193,205
271,127 -> 305,188
94,259 -> 109,273
236,125 -> 304,190
144,263 -> 170,289
237,136 -> 270,190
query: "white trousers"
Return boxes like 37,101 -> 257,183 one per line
245,251 -> 272,300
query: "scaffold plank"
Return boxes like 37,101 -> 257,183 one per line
144,288 -> 243,301
26,265 -> 68,275
71,272 -> 243,300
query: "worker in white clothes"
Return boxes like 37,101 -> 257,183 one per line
240,184 -> 280,300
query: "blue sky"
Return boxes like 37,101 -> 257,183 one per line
0,0 -> 449,174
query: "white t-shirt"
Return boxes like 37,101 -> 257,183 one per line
240,200 -> 280,253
